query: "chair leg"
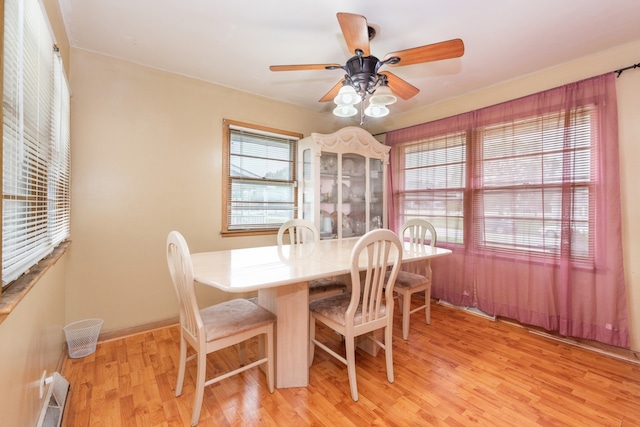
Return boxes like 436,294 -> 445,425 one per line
345,336 -> 359,402
266,329 -> 274,393
425,288 -> 431,325
308,316 -> 316,367
175,336 -> 187,396
191,350 -> 207,426
385,325 -> 394,384
402,291 -> 412,340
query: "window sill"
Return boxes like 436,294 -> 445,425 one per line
220,229 -> 278,237
0,240 -> 71,326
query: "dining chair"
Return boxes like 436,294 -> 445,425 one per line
166,231 -> 276,426
308,229 -> 402,401
387,218 -> 437,340
278,219 -> 347,301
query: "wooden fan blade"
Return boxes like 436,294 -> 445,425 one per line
270,64 -> 342,72
379,72 -> 420,100
319,80 -> 345,102
337,12 -> 370,56
384,38 -> 464,67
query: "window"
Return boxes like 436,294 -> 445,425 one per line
474,108 -> 593,259
2,0 -> 71,287
393,108 -> 594,261
222,120 -> 299,236
394,131 -> 467,245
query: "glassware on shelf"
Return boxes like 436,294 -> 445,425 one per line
350,181 -> 364,199
322,216 -> 333,234
342,184 -> 351,202
342,158 -> 355,175
371,216 -> 382,230
354,219 -> 364,235
321,155 -> 337,174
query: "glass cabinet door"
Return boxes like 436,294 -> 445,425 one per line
318,152 -> 368,239
369,158 -> 384,230
319,152 -> 338,238
297,127 -> 389,241
340,153 -> 366,238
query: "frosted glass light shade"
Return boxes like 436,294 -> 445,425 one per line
333,104 -> 358,117
333,85 -> 361,105
364,102 -> 389,118
368,85 -> 397,105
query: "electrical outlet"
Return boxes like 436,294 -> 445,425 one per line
39,370 -> 47,399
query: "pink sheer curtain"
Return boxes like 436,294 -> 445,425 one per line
386,74 -> 628,347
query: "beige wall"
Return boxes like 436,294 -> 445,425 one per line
617,58 -> 640,351
43,0 -> 69,71
0,254 -> 68,425
65,48 -> 342,331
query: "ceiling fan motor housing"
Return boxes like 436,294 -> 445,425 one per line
345,55 -> 382,97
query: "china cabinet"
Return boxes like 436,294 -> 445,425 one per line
297,127 -> 390,240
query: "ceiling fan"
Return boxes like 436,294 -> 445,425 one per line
269,12 -> 464,116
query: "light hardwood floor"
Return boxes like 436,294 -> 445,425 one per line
61,301 -> 640,426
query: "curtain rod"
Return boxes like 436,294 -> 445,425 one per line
373,66 -> 638,138
615,62 -> 640,78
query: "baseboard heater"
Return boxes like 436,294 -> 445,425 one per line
36,372 -> 70,427
437,299 -> 497,321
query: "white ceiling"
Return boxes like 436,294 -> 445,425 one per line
58,0 -> 640,115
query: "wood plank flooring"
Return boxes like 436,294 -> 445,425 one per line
60,301 -> 640,426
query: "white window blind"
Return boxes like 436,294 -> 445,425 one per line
2,0 -> 71,286
223,121 -> 298,233
474,108 -> 593,259
395,131 -> 467,244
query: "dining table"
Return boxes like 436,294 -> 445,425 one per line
191,236 -> 452,388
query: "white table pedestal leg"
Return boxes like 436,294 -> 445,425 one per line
259,282 -> 309,388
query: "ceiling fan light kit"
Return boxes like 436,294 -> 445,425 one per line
270,12 -> 464,120
333,76 -> 397,118
333,78 -> 394,118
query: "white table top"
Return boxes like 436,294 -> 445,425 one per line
192,238 -> 452,292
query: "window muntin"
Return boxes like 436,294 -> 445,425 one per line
222,121 -> 299,235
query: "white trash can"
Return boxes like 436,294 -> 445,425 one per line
63,318 -> 103,358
